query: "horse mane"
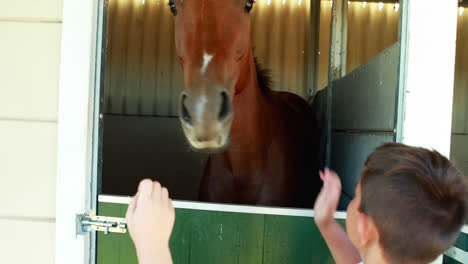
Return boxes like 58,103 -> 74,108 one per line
254,57 -> 272,92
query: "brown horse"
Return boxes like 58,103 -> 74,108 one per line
169,0 -> 322,207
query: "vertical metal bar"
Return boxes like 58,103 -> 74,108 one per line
326,0 -> 348,166
96,0 -> 109,199
307,0 -> 321,100
90,0 -> 109,263
394,0 -> 409,143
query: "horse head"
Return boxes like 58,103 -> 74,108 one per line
169,0 -> 255,152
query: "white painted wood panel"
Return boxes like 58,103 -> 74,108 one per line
0,22 -> 61,121
0,218 -> 55,264
0,0 -> 62,21
0,120 -> 57,218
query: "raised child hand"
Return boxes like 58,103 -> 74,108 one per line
125,179 -> 175,264
313,168 -> 342,228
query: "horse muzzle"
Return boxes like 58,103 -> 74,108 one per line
179,89 -> 233,152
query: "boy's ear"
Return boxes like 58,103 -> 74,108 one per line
357,212 -> 380,248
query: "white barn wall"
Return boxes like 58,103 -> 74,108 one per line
0,1 -> 62,263
402,0 -> 458,157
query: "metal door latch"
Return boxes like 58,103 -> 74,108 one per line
77,211 -> 127,235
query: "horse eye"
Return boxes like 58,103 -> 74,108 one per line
245,0 -> 254,13
168,0 -> 177,16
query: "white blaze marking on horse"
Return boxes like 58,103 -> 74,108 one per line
196,95 -> 208,118
201,53 -> 214,75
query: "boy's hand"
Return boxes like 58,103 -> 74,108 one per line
313,169 -> 362,264
314,168 -> 342,228
125,179 -> 175,263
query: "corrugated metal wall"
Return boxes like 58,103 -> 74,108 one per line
103,1 -> 468,153
104,0 -> 313,116
104,0 -> 182,116
317,1 -> 400,90
250,0 -> 313,97
104,0 -> 402,116
346,2 -> 400,73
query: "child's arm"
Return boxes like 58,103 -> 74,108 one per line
126,179 -> 175,264
314,168 -> 362,264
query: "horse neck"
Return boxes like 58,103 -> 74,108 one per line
225,51 -> 269,169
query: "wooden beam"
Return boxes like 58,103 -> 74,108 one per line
328,0 -> 348,82
326,0 -> 348,165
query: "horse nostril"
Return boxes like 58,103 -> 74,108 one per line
219,91 -> 231,121
181,94 -> 192,125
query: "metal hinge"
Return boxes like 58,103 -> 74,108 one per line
76,210 -> 127,235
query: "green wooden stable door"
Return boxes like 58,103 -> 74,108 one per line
96,202 -> 341,264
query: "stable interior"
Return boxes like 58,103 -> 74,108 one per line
99,0 -> 468,209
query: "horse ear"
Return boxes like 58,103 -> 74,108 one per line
245,0 -> 254,13
168,0 -> 177,16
